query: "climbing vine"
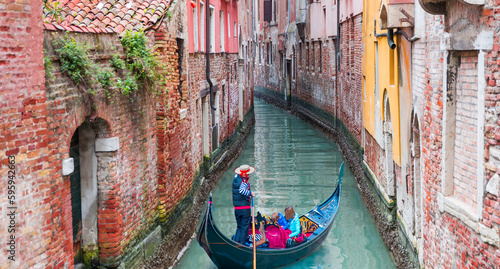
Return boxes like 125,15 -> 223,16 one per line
120,29 -> 165,95
50,30 -> 166,104
53,36 -> 94,87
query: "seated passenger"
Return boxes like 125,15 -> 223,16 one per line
284,206 -> 301,238
247,213 -> 289,249
284,206 -> 307,247
246,222 -> 267,248
265,213 -> 289,248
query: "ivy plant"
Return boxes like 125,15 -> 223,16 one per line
53,34 -> 94,86
120,29 -> 164,93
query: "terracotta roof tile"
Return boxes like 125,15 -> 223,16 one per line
82,18 -> 92,26
116,24 -> 124,33
44,0 -> 172,34
54,24 -> 65,31
72,25 -> 85,32
44,23 -> 57,31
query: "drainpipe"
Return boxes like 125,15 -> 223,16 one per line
387,28 -> 396,50
206,0 -> 217,110
374,20 -> 396,50
335,0 -> 341,127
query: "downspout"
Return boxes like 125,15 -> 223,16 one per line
374,20 -> 396,49
335,0 -> 341,127
206,0 -> 217,110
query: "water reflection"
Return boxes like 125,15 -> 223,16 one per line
175,99 -> 395,269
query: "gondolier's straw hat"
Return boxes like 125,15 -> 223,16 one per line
234,164 -> 256,175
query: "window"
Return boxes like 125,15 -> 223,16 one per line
292,46 -> 296,80
263,0 -> 272,22
319,41 -> 322,73
443,51 -> 480,209
298,42 -> 301,69
200,2 -> 204,51
234,22 -> 237,37
220,10 -> 225,52
193,6 -> 198,51
273,0 -> 276,22
267,43 -> 270,64
306,42 -> 310,70
227,12 -> 231,38
209,6 -> 215,53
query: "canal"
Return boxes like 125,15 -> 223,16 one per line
175,99 -> 396,269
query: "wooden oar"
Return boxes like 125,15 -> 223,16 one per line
251,196 -> 256,269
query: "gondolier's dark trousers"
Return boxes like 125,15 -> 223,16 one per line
234,208 -> 251,244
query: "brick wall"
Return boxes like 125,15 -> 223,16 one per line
0,1 -> 48,268
294,39 -> 337,115
188,52 -> 240,154
412,3 -> 500,266
453,51 -> 479,208
364,130 -> 387,188
339,14 -> 363,144
42,31 -> 159,267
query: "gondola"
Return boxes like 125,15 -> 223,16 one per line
196,162 -> 344,269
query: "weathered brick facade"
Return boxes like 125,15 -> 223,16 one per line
43,30 -> 159,267
412,0 -> 500,267
339,14 -> 363,144
1,1 -> 253,268
0,1 -> 48,268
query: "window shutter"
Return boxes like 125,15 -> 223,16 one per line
264,0 -> 272,22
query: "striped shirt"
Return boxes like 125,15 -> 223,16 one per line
239,181 -> 252,197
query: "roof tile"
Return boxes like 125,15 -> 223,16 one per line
45,0 -> 172,34
82,18 -> 92,26
43,23 -> 57,31
72,25 -> 85,32
116,24 -> 125,33
55,24 -> 65,31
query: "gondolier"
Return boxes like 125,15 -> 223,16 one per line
232,164 -> 256,245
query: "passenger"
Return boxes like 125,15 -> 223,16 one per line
284,206 -> 301,238
284,206 -> 307,247
265,213 -> 289,248
247,213 -> 289,249
246,221 -> 267,248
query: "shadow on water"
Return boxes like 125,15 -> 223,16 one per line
175,100 -> 396,269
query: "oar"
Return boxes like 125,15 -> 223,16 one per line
251,196 -> 256,269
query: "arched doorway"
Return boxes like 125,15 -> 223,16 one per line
411,113 -> 423,261
69,120 -> 99,267
383,91 -> 395,197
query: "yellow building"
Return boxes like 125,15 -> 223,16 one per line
362,0 -> 413,197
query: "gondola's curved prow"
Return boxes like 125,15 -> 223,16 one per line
197,162 -> 344,269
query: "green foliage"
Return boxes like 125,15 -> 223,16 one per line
116,77 -> 138,96
120,30 -> 163,91
97,68 -> 114,89
43,1 -> 64,23
43,50 -> 55,81
110,54 -> 126,71
51,30 -> 164,104
53,34 -> 93,86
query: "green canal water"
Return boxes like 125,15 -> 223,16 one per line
175,99 -> 396,269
